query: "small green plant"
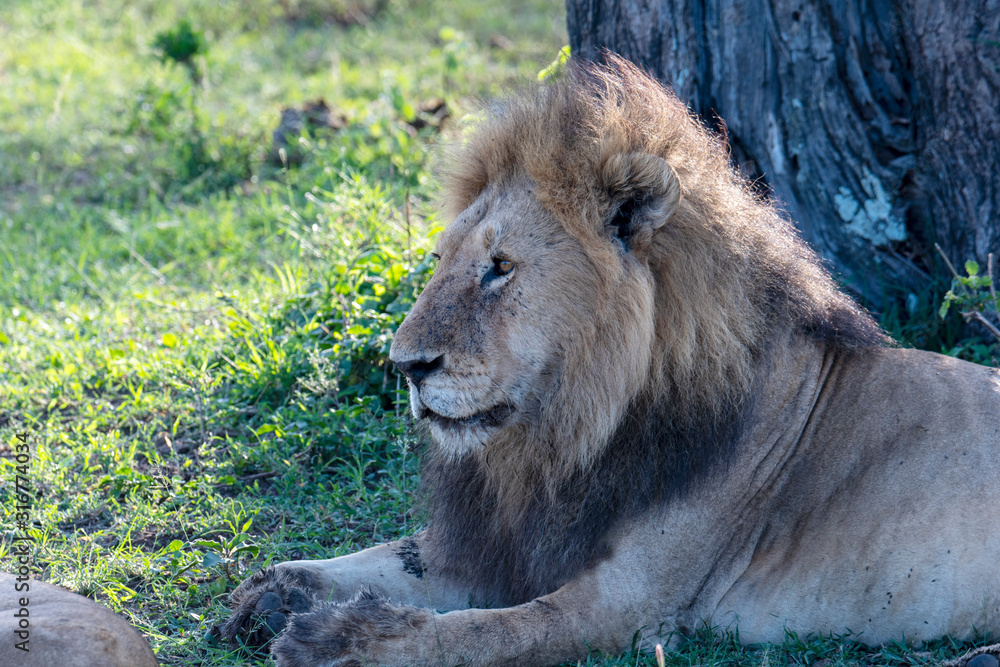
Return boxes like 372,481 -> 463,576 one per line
936,243 -> 1000,346
538,44 -> 571,81
193,508 -> 260,581
153,19 -> 207,85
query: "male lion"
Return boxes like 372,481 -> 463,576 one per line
222,56 -> 1000,666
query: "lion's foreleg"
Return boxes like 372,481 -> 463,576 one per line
221,532 -> 472,649
270,566 -> 647,667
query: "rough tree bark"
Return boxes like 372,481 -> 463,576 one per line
567,0 -> 1000,307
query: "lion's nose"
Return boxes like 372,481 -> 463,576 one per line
394,354 -> 444,387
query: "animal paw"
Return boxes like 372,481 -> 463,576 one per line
218,566 -> 321,650
271,590 -> 432,667
945,645 -> 1000,667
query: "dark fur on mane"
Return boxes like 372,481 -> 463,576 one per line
420,384 -> 756,605
417,55 -> 888,606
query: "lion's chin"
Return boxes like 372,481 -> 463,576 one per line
423,404 -> 515,456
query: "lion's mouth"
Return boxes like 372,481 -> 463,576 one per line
423,403 -> 515,430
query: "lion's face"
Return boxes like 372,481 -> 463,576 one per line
390,179 -> 601,455
391,156 -> 681,460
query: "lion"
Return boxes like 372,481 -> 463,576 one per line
221,55 -> 1000,666
0,573 -> 158,666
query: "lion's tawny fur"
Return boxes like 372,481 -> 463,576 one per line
415,56 -> 887,604
443,57 -> 883,467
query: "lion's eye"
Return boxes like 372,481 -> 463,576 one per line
481,257 -> 514,287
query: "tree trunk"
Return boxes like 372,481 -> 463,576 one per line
567,0 -> 1000,308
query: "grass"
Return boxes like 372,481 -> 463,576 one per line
0,1 -> 996,665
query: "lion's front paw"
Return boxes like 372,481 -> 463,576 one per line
272,590 -> 432,667
218,566 -> 320,650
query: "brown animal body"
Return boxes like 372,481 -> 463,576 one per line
0,574 -> 158,666
221,56 -> 1000,666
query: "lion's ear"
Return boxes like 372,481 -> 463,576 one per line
600,153 -> 681,252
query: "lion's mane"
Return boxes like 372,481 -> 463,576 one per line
420,55 -> 887,606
